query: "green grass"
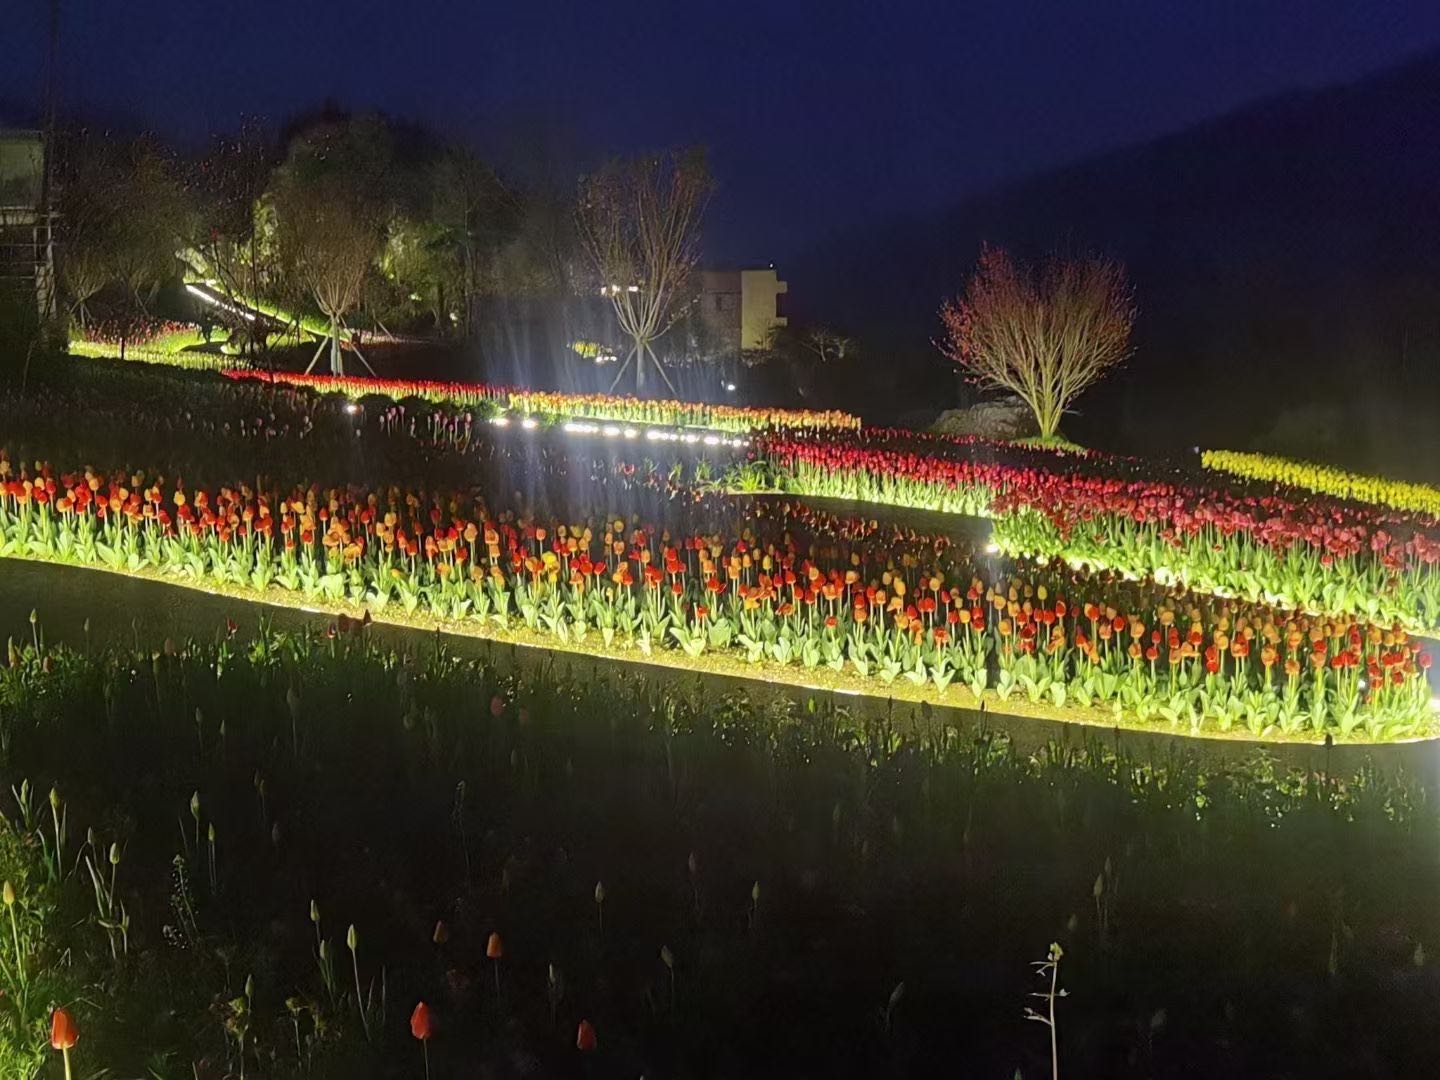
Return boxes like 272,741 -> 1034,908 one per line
1011,434 -> 1087,453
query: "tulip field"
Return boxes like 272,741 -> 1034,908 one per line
1,454 -> 1434,742
759,429 -> 1440,633
7,357 -> 1440,1075
1202,448 -> 1440,519
221,369 -> 862,435
2,358 -> 1439,745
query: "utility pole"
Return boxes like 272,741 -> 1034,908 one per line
35,0 -> 60,321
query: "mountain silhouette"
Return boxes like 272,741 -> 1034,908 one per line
792,48 -> 1440,474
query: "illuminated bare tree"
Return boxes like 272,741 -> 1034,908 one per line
938,246 -> 1135,440
577,148 -> 712,394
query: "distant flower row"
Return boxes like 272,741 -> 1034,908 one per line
1203,449 -> 1440,521
70,319 -> 223,368
757,429 -> 1440,631
74,317 -> 200,349
221,370 -> 861,434
0,452 -> 1431,739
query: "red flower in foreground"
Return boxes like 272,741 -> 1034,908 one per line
50,1007 -> 78,1051
411,1001 -> 433,1040
577,1018 -> 598,1051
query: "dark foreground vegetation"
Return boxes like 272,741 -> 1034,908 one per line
0,620 -> 1437,1077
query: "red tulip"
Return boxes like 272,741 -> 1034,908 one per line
410,1001 -> 433,1040
576,1018 -> 598,1051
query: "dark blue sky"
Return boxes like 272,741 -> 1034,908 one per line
5,1 -> 1440,263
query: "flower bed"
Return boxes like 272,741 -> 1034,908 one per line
70,319 -> 225,368
1,454 -> 1432,740
758,429 -> 1440,632
221,369 -> 860,434
1204,448 -> 1440,520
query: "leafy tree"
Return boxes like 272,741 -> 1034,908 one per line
54,131 -> 126,326
577,148 -> 713,394
938,245 -> 1135,440
428,145 -> 517,334
104,139 -> 192,314
55,132 -> 190,356
185,119 -> 281,358
269,115 -> 392,374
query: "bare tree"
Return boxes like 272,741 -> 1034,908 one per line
803,326 -> 852,366
937,245 -> 1135,440
577,148 -> 713,394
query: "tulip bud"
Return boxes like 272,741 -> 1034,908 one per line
432,920 -> 449,945
2,881 -> 14,907
346,924 -> 358,952
310,899 -> 320,924
576,1018 -> 597,1052
48,787 -> 60,812
189,791 -> 201,822
751,881 -> 761,904
108,843 -> 121,866
594,881 -> 605,905
660,945 -> 674,969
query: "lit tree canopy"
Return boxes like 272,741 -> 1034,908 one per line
938,246 -> 1136,439
269,115 -> 392,373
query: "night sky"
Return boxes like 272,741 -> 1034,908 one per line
5,1 -> 1440,264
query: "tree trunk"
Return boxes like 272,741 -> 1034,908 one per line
635,337 -> 647,393
330,313 -> 342,375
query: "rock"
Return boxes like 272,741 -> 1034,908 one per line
929,395 -> 1039,440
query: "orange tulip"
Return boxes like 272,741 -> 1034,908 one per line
576,1018 -> 598,1051
488,931 -> 504,998
50,1007 -> 77,1051
51,1007 -> 77,1080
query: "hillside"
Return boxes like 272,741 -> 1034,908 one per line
793,49 -> 1440,474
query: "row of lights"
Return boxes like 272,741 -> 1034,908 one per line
486,414 -> 747,448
